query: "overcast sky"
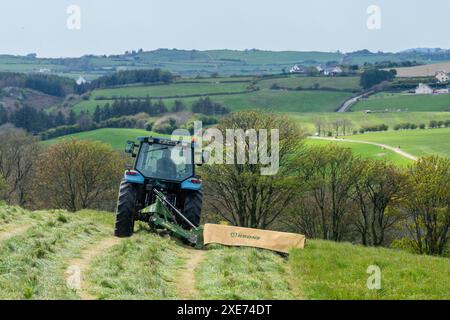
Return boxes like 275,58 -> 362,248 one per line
0,0 -> 448,58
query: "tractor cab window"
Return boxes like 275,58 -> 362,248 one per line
136,142 -> 194,182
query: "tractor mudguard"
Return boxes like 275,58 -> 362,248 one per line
181,178 -> 202,191
124,170 -> 145,184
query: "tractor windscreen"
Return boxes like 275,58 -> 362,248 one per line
135,142 -> 194,182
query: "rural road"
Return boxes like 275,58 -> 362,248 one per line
310,136 -> 418,161
337,90 -> 374,112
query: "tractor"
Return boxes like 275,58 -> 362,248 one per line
114,136 -> 206,247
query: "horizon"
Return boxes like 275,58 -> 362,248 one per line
1,47 -> 449,60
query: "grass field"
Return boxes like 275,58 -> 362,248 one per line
41,128 -> 155,150
91,82 -> 251,99
1,205 -> 449,300
394,62 -> 450,77
352,92 -> 450,112
305,139 -> 413,167
348,127 -> 450,157
289,111 -> 450,133
74,89 -> 353,114
258,76 -> 361,91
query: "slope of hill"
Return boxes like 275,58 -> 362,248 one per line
1,205 -> 448,300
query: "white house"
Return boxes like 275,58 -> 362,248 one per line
415,83 -> 433,95
331,66 -> 343,75
76,76 -> 87,86
289,65 -> 305,74
435,71 -> 450,83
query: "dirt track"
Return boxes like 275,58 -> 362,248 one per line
175,248 -> 207,299
65,236 -> 122,300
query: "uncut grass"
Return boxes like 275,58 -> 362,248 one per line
289,240 -> 450,300
85,224 -> 184,300
0,208 -> 114,299
196,245 -> 294,300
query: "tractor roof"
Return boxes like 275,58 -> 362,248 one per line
137,136 -> 195,147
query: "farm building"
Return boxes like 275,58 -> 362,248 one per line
435,71 -> 450,83
415,83 -> 433,94
289,65 -> 305,74
76,76 -> 87,85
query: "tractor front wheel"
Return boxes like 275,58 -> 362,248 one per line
183,190 -> 203,228
114,180 -> 137,237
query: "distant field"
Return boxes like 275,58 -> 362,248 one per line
91,82 -> 250,99
305,139 -> 413,167
352,92 -> 450,112
348,127 -> 450,158
41,128 -> 156,150
258,76 -> 361,91
289,111 -> 450,134
73,89 -> 353,114
394,62 -> 450,77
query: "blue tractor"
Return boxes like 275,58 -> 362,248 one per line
114,136 -> 205,245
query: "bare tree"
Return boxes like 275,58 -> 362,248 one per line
0,128 -> 40,206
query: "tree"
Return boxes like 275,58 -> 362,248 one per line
404,156 -> 450,255
353,160 -> 407,246
296,145 -> 363,241
0,173 -> 7,200
202,111 -> 304,229
33,140 -> 125,212
360,69 -> 396,90
0,129 -> 41,206
173,100 -> 187,112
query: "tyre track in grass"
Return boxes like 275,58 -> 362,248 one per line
175,248 -> 206,299
0,223 -> 33,242
284,262 -> 304,300
65,236 -> 122,300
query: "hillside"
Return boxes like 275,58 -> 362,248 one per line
0,205 -> 448,300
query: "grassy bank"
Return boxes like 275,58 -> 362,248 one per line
289,240 -> 450,300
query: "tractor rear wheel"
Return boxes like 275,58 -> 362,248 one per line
183,190 -> 203,228
114,180 -> 137,237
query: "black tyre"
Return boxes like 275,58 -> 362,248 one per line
114,180 -> 137,237
183,190 -> 203,228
